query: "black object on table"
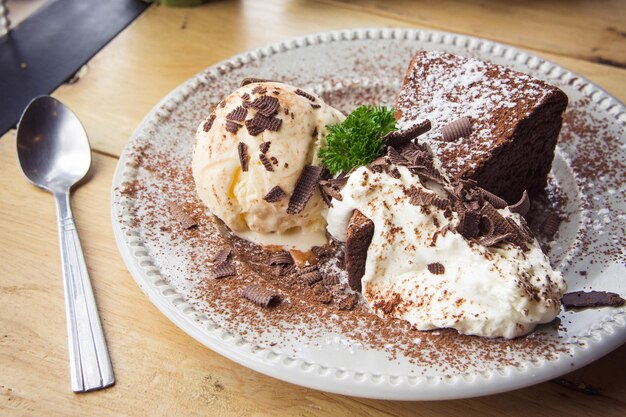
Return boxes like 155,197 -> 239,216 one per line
0,0 -> 149,136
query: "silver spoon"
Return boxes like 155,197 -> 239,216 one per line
16,96 -> 114,392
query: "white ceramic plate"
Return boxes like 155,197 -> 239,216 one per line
111,28 -> 626,400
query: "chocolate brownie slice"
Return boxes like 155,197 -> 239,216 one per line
344,209 -> 374,292
396,51 -> 568,203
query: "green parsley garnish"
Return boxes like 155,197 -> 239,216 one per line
318,105 -> 396,175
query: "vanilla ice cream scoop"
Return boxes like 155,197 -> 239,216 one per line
193,82 -> 344,248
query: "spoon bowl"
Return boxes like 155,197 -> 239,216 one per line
17,96 -> 91,193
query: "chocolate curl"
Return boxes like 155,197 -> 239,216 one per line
212,248 -> 231,264
166,201 -> 197,230
287,165 -> 323,214
509,190 -> 530,217
238,142 -> 249,171
479,188 -> 508,209
241,284 -> 281,307
542,212 -> 561,239
212,262 -> 236,279
269,250 -> 293,266
300,270 -> 323,286
263,186 -> 286,203
440,117 -> 472,142
383,119 -> 432,148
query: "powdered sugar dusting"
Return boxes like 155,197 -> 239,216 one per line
397,51 -> 555,177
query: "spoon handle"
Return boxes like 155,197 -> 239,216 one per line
54,192 -> 115,392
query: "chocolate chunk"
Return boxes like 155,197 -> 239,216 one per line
509,190 -> 530,217
300,270 -> 323,286
251,85 -> 267,95
245,114 -> 282,135
386,146 -> 410,166
225,120 -> 242,133
226,106 -> 248,122
259,153 -> 274,172
478,188 -> 508,209
287,165 -> 323,214
542,212 -> 561,238
440,117 -> 472,142
338,293 -> 359,311
260,141 -> 271,153
427,262 -> 445,275
383,119 -> 432,147
238,142 -> 249,171
241,284 -> 281,307
212,262 -> 236,279
240,77 -> 273,87
249,95 -> 280,117
212,248 -> 231,264
269,250 -> 293,266
263,186 -> 286,202
166,201 -> 197,230
562,291 -> 625,309
203,115 -> 216,132
345,210 -> 374,292
294,88 -> 316,102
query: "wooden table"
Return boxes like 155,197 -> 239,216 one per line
1,1 -> 625,415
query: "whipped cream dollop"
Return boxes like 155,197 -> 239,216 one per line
193,82 -> 344,249
327,165 -> 566,339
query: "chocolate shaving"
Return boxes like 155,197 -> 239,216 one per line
509,190 -> 530,217
386,146 -> 410,166
238,142 -> 249,171
212,248 -> 231,264
542,212 -> 561,238
245,114 -> 282,135
383,119 -> 432,147
166,201 -> 197,230
407,186 -> 449,210
226,106 -> 248,122
287,165 -> 323,214
212,262 -> 236,279
388,167 -> 402,179
337,293 -> 358,311
260,141 -> 271,153
479,188 -> 508,209
269,250 -> 293,266
270,156 -> 278,165
240,77 -> 273,87
310,103 -> 321,109
479,233 -> 514,247
561,291 -> 625,309
241,284 -> 280,307
300,270 -> 323,286
203,115 -> 216,132
409,165 -> 446,184
427,262 -> 445,275
294,88 -> 316,102
263,186 -> 286,202
225,120 -> 242,133
440,117 -> 472,142
249,95 -> 280,117
322,274 -> 339,286
314,290 -> 333,304
259,153 -> 274,172
251,85 -> 267,95
241,92 -> 250,101
457,208 -> 481,238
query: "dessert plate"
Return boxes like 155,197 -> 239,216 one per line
111,28 -> 626,400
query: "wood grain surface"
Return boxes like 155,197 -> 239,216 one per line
1,1 -> 625,416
